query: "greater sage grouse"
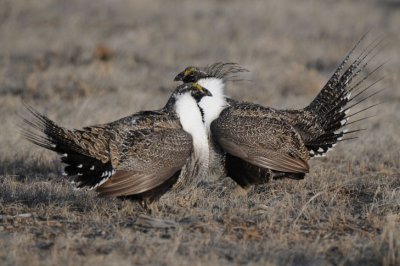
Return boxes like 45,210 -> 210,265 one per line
174,36 -> 382,188
21,83 -> 212,203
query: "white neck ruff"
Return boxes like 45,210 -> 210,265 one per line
197,78 -> 227,131
175,93 -> 209,159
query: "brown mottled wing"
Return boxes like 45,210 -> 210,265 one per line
211,106 -> 310,173
97,119 -> 193,197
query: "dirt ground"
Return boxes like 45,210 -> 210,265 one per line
0,0 -> 399,265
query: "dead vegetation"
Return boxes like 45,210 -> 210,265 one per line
1,0 -> 399,265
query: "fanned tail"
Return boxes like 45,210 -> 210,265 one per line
19,104 -> 114,189
303,34 -> 384,157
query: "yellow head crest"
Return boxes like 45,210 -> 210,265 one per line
193,83 -> 211,96
193,83 -> 205,92
184,67 -> 195,77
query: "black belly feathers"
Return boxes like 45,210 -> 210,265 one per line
21,35 -> 382,202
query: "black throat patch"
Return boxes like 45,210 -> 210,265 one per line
197,104 -> 205,123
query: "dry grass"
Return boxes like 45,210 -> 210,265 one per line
1,0 -> 400,265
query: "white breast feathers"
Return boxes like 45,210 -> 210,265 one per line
197,78 -> 228,131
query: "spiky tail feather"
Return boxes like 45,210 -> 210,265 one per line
303,33 -> 384,157
203,62 -> 250,82
19,105 -> 114,189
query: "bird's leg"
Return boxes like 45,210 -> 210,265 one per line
138,200 -> 148,212
138,199 -> 158,214
148,202 -> 159,214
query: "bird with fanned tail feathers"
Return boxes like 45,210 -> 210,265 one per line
20,83 -> 212,205
174,34 -> 383,189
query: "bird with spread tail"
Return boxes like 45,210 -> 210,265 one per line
174,36 -> 383,189
21,83 -> 212,204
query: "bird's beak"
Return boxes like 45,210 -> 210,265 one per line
174,72 -> 184,81
204,89 -> 212,97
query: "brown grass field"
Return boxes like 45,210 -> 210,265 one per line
0,0 -> 399,265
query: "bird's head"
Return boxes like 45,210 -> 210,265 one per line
173,63 -> 248,131
174,66 -> 208,83
173,82 -> 212,102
